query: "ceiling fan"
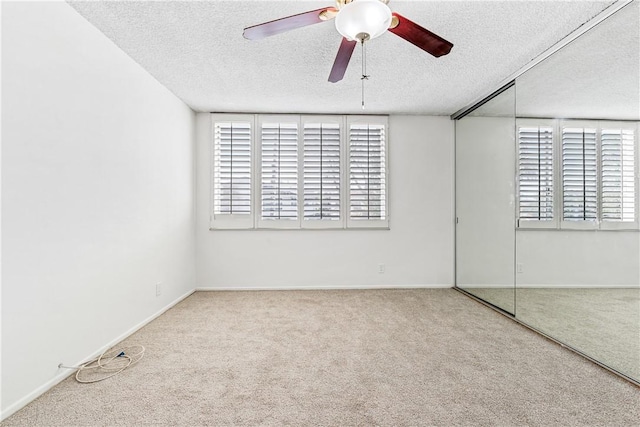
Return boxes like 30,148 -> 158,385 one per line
243,0 -> 453,83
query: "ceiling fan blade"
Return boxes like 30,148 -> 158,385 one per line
328,37 -> 357,83
388,13 -> 453,57
243,7 -> 337,40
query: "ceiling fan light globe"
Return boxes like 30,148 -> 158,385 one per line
335,0 -> 392,41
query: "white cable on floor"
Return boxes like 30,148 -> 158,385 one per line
58,345 -> 145,383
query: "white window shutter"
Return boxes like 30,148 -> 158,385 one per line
213,122 -> 252,215
601,128 -> 635,223
347,116 -> 388,228
303,122 -> 341,224
562,127 -> 597,222
210,114 -> 391,230
518,126 -> 554,221
260,121 -> 299,222
211,115 -> 254,229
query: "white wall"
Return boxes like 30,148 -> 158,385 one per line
1,1 -> 196,418
516,231 -> 639,287
195,114 -> 454,289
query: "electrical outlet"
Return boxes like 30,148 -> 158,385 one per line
156,282 -> 162,296
517,263 -> 524,274
378,264 -> 385,274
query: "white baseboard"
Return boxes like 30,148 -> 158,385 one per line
517,284 -> 639,289
458,284 -> 514,289
195,284 -> 452,291
458,284 -> 639,289
0,289 -> 195,422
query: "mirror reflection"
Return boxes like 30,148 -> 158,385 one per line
456,86 -> 516,314
514,2 -> 639,381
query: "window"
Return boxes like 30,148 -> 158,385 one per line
600,128 -> 636,224
562,126 -> 598,225
518,125 -> 554,224
303,119 -> 342,227
516,119 -> 638,230
259,116 -> 299,228
211,115 -> 253,229
348,116 -> 388,228
211,114 -> 389,230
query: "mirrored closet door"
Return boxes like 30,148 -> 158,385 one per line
455,85 -> 516,314
455,0 -> 639,384
514,1 -> 640,383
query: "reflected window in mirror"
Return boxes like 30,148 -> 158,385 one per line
600,127 -> 636,227
516,119 -> 639,231
518,121 -> 555,228
562,124 -> 598,227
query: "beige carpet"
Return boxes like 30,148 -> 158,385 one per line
3,289 -> 639,426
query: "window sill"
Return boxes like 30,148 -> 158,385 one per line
209,227 -> 391,231
517,220 -> 557,230
517,227 -> 639,232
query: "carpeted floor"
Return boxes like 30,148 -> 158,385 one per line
2,289 -> 639,426
462,287 -> 640,381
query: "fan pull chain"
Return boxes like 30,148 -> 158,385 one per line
361,39 -> 369,110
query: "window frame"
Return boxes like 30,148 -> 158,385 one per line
257,115 -> 302,229
516,118 -> 559,230
300,115 -> 346,230
559,119 -> 599,230
346,115 -> 390,229
209,113 -> 389,231
516,118 -> 639,232
598,121 -> 639,231
210,113 -> 255,230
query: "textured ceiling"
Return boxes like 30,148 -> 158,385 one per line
68,0 -> 616,115
516,0 -> 640,120
470,0 -> 639,120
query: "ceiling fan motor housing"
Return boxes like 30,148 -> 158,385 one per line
335,0 -> 392,42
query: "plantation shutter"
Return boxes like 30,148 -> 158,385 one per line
518,127 -> 554,221
349,123 -> 387,223
210,114 -> 391,230
562,127 -> 597,221
260,122 -> 298,221
303,122 -> 341,222
601,128 -> 635,222
213,121 -> 252,216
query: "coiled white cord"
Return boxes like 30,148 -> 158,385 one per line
59,345 -> 145,383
